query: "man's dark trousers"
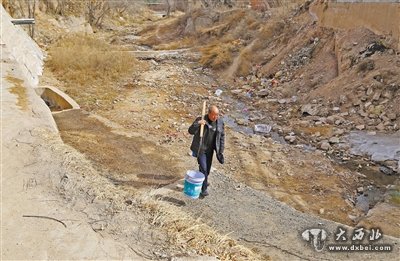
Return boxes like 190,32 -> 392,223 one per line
197,150 -> 213,193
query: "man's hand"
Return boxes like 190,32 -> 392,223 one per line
198,119 -> 206,125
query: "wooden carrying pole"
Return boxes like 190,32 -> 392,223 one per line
200,101 -> 207,138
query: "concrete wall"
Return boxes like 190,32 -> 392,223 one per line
1,5 -> 44,87
310,1 -> 400,49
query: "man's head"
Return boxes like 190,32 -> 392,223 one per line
208,105 -> 219,122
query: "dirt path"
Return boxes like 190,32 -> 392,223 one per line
53,110 -> 182,190
153,171 -> 400,261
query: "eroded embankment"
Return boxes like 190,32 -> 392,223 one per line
310,1 -> 400,49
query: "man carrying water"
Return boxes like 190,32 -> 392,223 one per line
188,105 -> 225,197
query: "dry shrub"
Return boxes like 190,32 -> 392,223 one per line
138,195 -> 267,261
48,34 -> 134,84
47,33 -> 137,109
200,42 -> 238,69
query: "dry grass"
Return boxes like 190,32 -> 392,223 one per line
200,41 -> 238,69
46,33 -> 138,110
137,194 -> 267,261
48,34 -> 133,84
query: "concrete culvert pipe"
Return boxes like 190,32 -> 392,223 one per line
35,86 -> 80,112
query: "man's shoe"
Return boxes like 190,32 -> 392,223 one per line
200,190 -> 209,197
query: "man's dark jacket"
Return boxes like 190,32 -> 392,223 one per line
188,116 -> 225,164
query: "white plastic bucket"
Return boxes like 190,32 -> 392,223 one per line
183,170 -> 205,199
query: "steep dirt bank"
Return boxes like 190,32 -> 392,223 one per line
310,1 -> 400,50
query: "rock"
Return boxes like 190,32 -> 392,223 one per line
369,113 -> 378,119
332,107 -> 340,112
345,198 -> 355,207
353,100 -> 361,106
231,89 -> 242,94
150,59 -> 159,66
380,115 -> 389,121
382,90 -> 393,99
301,104 -> 319,116
339,95 -> 348,104
278,99 -> 287,104
379,99 -> 389,105
320,141 -> 331,150
375,123 -> 385,131
357,85 -> 366,91
236,119 -> 248,126
329,137 -> 340,144
326,116 -> 336,124
348,214 -> 358,222
275,70 -> 283,78
372,91 -> 381,101
357,187 -> 364,193
387,113 -> 397,120
335,119 -> 343,125
333,129 -> 345,135
284,135 -> 296,143
254,124 -> 272,134
355,124 -> 365,130
364,101 -> 372,108
256,89 -> 269,97
366,119 -> 376,126
379,166 -> 395,175
349,108 -> 357,114
319,208 -> 325,214
318,107 -> 330,117
366,87 -> 374,96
